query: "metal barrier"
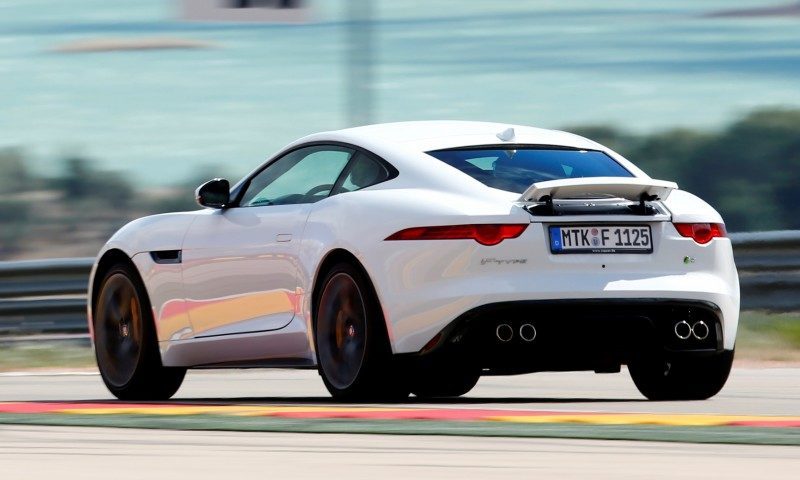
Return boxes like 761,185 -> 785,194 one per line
0,231 -> 798,337
730,231 -> 800,311
0,258 -> 92,337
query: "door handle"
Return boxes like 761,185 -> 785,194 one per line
276,234 -> 292,243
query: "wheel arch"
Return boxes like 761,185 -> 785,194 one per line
89,249 -> 150,339
312,249 -> 364,326
310,249 -> 392,343
91,250 -> 133,311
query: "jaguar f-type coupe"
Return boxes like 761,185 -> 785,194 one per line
88,121 -> 739,401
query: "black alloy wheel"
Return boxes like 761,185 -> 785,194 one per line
95,272 -> 144,388
315,262 -> 407,401
94,263 -> 185,400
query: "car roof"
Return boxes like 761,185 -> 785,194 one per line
269,121 -> 647,197
318,120 -> 603,152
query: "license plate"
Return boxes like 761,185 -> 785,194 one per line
549,225 -> 653,254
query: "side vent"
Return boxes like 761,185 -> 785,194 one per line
150,250 -> 182,264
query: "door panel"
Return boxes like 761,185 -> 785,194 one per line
181,205 -> 308,337
180,145 -> 353,339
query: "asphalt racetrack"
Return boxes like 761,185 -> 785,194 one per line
1,366 -> 799,478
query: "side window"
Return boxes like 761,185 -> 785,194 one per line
334,152 -> 391,194
239,146 -> 352,207
464,156 -> 496,171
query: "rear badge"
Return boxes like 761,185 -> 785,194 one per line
481,258 -> 527,265
683,256 -> 696,264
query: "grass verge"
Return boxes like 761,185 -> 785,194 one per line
0,341 -> 95,371
736,311 -> 800,362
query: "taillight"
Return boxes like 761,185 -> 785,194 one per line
673,223 -> 727,245
386,224 -> 528,246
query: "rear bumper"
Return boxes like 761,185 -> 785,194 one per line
401,299 -> 726,375
384,270 -> 739,353
366,224 -> 739,354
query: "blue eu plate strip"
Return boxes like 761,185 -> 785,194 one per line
549,227 -> 562,252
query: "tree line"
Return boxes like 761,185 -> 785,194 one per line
569,107 -> 800,231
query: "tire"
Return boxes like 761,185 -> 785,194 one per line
628,350 -> 734,401
93,263 -> 186,400
314,262 -> 408,401
410,362 -> 480,399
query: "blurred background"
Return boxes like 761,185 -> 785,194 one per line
1,0 -> 800,260
3,7 -> 800,472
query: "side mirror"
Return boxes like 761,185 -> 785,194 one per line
195,178 -> 230,209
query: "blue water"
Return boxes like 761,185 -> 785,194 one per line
0,0 -> 798,183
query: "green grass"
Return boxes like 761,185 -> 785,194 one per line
736,311 -> 800,361
0,342 -> 95,371
0,312 -> 799,370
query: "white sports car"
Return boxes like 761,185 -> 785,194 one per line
88,121 -> 739,401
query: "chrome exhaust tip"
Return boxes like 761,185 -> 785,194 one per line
692,321 -> 709,340
496,323 -> 514,342
519,323 -> 537,342
674,320 -> 692,340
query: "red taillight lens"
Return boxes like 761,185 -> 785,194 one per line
386,224 -> 528,246
673,223 -> 727,244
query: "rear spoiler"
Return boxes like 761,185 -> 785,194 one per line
518,177 -> 678,203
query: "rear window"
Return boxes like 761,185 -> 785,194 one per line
426,147 -> 633,193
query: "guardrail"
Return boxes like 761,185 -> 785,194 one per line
730,231 -> 800,311
0,257 -> 92,338
0,231 -> 798,338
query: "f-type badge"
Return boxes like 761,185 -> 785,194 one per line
481,258 -> 528,266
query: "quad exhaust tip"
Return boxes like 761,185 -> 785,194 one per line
674,320 -> 710,341
496,323 -> 514,342
674,320 -> 692,340
519,323 -> 537,342
692,321 -> 709,340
